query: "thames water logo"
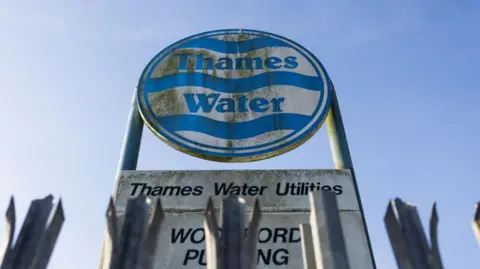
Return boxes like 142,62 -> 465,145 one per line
137,29 -> 332,162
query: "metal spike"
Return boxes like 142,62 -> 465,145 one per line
0,197 -> 16,269
106,198 -> 118,243
243,198 -> 261,269
299,223 -> 316,269
404,200 -> 430,264
146,198 -> 164,240
138,198 -> 164,269
385,198 -> 445,269
473,202 -> 480,247
204,197 -> 219,240
309,190 -> 350,269
4,197 -> 15,251
105,198 -> 118,269
1,196 -> 64,269
204,196 -> 263,269
11,195 -> 54,268
30,199 -> 66,269
222,196 -> 246,269
204,197 -> 220,269
384,199 -> 413,268
428,202 -> 443,269
119,194 -> 149,269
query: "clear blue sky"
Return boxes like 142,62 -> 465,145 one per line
1,0 -> 479,268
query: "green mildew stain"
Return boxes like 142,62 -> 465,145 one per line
263,47 -> 271,71
212,67 -> 217,78
226,139 -> 234,149
166,56 -> 178,73
165,90 -> 183,114
224,65 -> 233,80
152,55 -> 179,78
224,31 -> 238,147
187,57 -> 195,71
182,85 -> 194,95
149,90 -> 182,116
234,49 -> 257,78
222,32 -> 248,42
236,33 -> 256,79
236,32 -> 251,41
261,47 -> 277,99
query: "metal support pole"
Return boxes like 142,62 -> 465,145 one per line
113,88 -> 144,197
100,89 -> 145,269
325,85 -> 377,268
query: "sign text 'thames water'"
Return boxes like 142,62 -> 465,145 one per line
137,29 -> 332,162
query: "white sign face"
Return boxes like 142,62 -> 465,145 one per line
115,169 -> 358,212
112,211 -> 373,269
110,169 -> 374,269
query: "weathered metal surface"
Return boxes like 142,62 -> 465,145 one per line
136,29 -> 333,162
384,198 -> 443,269
299,224 -> 316,269
100,195 -> 164,269
98,88 -> 145,269
204,196 -> 261,269
0,195 -> 64,269
305,190 -> 350,269
115,169 -> 358,212
114,88 -> 144,192
472,202 -> 480,246
428,203 -> 442,268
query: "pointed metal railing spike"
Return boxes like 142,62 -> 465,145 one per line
384,200 -> 412,268
428,202 -> 443,269
203,196 -> 262,269
204,197 -> 220,269
106,198 -> 118,240
101,195 -> 164,269
4,196 -> 15,251
222,195 -> 246,269
31,198 -> 66,269
405,200 -> 430,264
1,195 -> 64,269
0,197 -> 16,269
472,202 -> 480,247
105,197 -> 119,269
138,198 -> 164,269
11,195 -> 54,268
309,190 -> 350,269
299,223 -> 316,269
204,197 -> 220,241
119,194 -> 149,268
243,198 -> 261,269
146,198 -> 164,242
385,198 -> 446,269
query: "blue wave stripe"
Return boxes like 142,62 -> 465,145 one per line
144,72 -> 323,94
158,113 -> 310,140
175,36 -> 293,54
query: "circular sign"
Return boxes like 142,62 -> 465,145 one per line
137,29 -> 332,162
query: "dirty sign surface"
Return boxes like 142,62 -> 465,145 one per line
114,169 -> 358,213
137,29 -> 332,162
142,211 -> 372,269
